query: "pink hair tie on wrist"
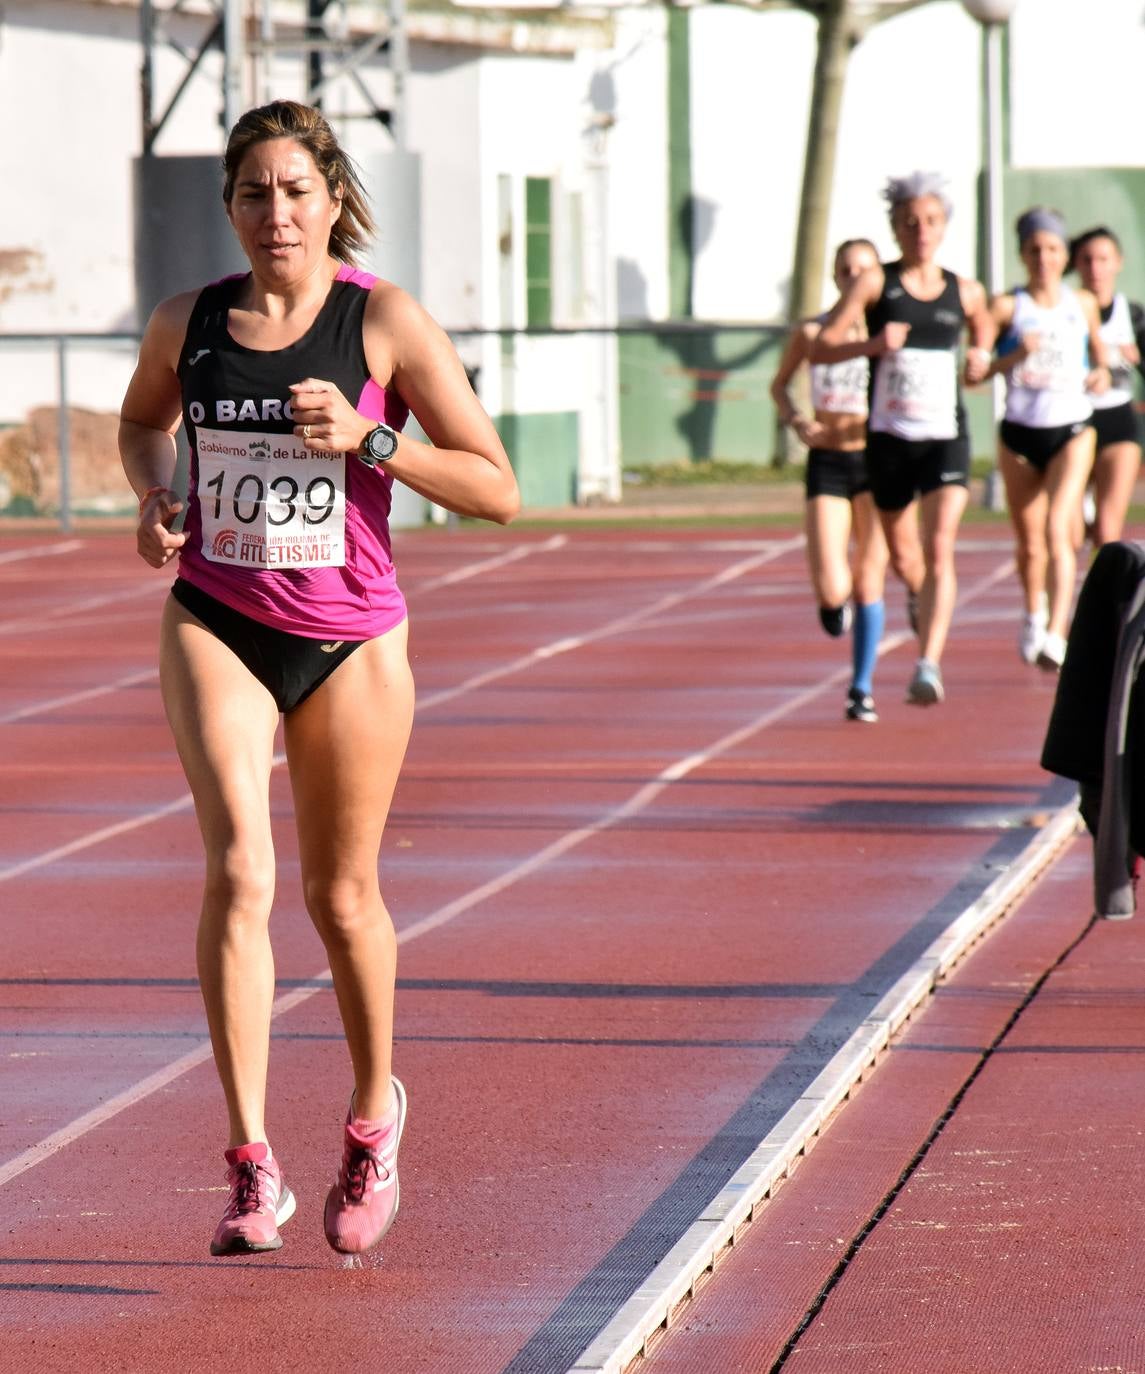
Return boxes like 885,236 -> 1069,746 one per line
138,485 -> 170,514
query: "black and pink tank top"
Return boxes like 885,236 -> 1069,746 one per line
176,263 -> 408,639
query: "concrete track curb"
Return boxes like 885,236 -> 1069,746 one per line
568,801 -> 1083,1374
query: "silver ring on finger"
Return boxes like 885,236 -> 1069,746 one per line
303,424 -> 312,440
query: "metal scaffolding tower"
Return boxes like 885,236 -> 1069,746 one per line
140,0 -> 407,154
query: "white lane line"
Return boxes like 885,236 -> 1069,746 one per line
568,802 -> 1082,1374
0,540 -> 85,566
0,538 -> 569,725
0,555 -> 1008,1189
0,669 -> 160,727
0,583 -> 166,637
418,537 -> 803,711
411,534 -> 567,594
0,539 -> 794,883
0,792 -> 199,886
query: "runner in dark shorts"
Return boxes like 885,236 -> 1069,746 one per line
770,239 -> 888,722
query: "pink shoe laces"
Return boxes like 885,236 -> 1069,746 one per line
339,1136 -> 393,1201
225,1160 -> 265,1217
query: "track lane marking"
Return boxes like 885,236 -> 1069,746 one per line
0,536 -> 801,883
417,537 -> 802,710
0,669 -> 160,727
0,537 -> 571,723
0,540 -> 85,566
0,552 -> 1010,1189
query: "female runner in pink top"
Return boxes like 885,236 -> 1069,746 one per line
120,100 -> 519,1259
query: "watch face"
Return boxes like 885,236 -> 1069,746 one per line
365,425 -> 397,464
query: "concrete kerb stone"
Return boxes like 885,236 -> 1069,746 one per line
567,799 -> 1083,1374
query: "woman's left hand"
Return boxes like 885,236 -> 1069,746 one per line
289,378 -> 374,455
963,346 -> 992,385
1086,366 -> 1112,396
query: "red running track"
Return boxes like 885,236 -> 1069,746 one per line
0,524 -> 1085,1372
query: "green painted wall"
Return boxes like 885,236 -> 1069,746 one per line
494,410 -> 579,507
667,9 -> 693,320
616,170 -> 1145,470
619,328 -> 785,466
1001,168 -> 1145,302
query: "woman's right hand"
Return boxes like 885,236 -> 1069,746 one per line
137,488 -> 187,569
792,415 -> 826,448
1017,329 -> 1042,361
872,321 -> 911,355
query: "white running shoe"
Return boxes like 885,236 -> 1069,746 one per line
1037,631 -> 1066,673
905,658 -> 944,706
1018,612 -> 1047,665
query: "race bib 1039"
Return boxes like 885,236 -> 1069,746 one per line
196,427 -> 346,570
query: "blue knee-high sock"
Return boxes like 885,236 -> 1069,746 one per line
852,599 -> 885,695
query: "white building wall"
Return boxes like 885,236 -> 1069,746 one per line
689,5 -> 815,322
1009,0 -> 1145,169
406,45 -> 485,330
689,0 -> 981,321
828,2 -> 981,283
4,0 -> 1145,438
606,7 -> 670,322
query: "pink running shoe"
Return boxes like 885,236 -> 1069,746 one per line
324,1077 -> 407,1254
209,1142 -> 296,1256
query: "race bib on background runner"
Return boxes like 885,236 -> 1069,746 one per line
1012,329 -> 1085,395
196,427 -> 346,569
869,347 -> 958,440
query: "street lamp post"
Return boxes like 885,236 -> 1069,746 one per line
962,0 -> 1019,508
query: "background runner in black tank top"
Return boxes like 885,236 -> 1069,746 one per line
806,172 -> 993,709
865,260 -> 968,440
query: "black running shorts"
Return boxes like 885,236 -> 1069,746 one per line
999,418 -> 1092,474
804,447 -> 871,501
864,431 -> 971,513
170,579 -> 364,714
1092,401 -> 1140,451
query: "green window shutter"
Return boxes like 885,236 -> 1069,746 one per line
525,176 -> 552,328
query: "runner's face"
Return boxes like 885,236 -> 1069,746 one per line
1020,230 -> 1068,287
891,197 -> 947,264
1073,236 -> 1121,300
227,138 -> 342,279
834,244 -> 878,291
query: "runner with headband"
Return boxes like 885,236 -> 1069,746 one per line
986,207 -> 1108,670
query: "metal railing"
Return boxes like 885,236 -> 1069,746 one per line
0,332 -> 142,532
0,322 -> 788,529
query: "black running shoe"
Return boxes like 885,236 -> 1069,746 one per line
819,603 -> 853,638
845,687 -> 878,723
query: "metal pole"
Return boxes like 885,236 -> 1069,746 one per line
388,0 -> 408,149
983,20 -> 1007,510
260,0 -> 274,104
222,0 -> 244,134
57,339 -> 72,534
141,0 -> 154,152
984,21 -> 1005,299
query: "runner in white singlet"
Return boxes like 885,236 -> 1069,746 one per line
1070,226 -> 1144,547
986,207 -> 1109,671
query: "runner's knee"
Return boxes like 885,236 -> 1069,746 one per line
202,843 -> 275,926
304,874 -> 392,945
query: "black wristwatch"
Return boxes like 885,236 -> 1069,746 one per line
359,422 -> 399,467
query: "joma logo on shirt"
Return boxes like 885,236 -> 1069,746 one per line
187,398 -> 295,424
